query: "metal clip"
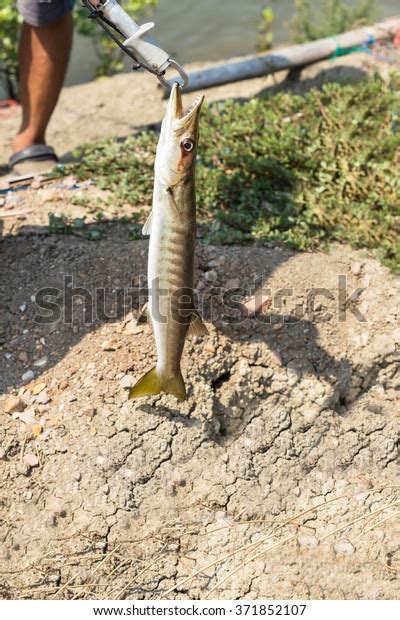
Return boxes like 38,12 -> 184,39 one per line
157,60 -> 190,90
83,0 -> 190,90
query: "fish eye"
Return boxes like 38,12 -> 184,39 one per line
181,139 -> 195,153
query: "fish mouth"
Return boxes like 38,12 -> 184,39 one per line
167,82 -> 204,129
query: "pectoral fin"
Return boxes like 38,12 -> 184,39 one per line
164,187 -> 182,221
129,367 -> 186,401
136,302 -> 149,324
187,311 -> 208,338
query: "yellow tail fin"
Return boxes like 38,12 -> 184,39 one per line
128,367 -> 186,401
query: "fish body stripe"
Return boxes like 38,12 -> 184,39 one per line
148,183 -> 195,376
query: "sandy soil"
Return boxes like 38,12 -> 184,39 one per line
0,52 -> 399,600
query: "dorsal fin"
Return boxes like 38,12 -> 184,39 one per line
142,210 -> 153,236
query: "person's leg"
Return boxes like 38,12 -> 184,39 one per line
12,11 -> 73,155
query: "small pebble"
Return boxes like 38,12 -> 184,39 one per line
3,395 -> 26,414
204,269 -> 218,283
351,262 -> 362,276
83,406 -> 96,418
302,405 -> 320,424
119,375 -> 134,389
32,424 -> 43,437
17,463 -> 31,476
18,351 -> 29,364
101,340 -> 120,351
35,391 -> 50,405
31,382 -> 46,395
22,370 -> 35,382
18,409 -> 37,426
373,335 -> 395,358
334,542 -> 355,557
33,356 -> 48,368
23,453 -> 39,467
298,535 -> 319,549
48,415 -> 63,427
124,322 -> 143,335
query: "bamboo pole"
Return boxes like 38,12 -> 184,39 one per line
163,16 -> 400,95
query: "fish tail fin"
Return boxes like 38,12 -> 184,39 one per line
129,367 -> 186,401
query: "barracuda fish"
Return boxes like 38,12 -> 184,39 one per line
129,83 -> 206,402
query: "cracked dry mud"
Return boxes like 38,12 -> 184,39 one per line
0,226 -> 399,600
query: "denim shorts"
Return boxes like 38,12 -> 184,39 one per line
17,0 -> 75,26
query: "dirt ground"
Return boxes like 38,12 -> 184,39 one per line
0,52 -> 399,600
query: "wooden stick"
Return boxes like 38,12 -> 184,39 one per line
161,485 -> 399,598
320,501 -> 399,541
363,510 -> 400,534
116,556 -> 161,599
165,16 -> 400,95
205,534 -> 297,599
0,209 -> 33,218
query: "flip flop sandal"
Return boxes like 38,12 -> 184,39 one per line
9,144 -> 59,178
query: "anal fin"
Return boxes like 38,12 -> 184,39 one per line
187,311 -> 208,338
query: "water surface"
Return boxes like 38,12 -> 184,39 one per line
65,0 -> 399,85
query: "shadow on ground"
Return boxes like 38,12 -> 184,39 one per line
1,218 -> 387,450
0,60 -> 384,420
256,63 -> 368,98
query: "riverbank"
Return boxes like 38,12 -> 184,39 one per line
0,48 -> 394,171
1,47 -> 399,600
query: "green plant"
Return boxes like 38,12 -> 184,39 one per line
74,0 -> 158,77
256,6 -> 274,52
48,212 -> 77,234
291,0 -> 376,43
59,76 -> 400,272
0,0 -> 22,82
47,212 -> 103,240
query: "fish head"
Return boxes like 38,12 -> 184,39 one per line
156,82 -> 204,187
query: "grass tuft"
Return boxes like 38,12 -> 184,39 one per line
61,76 -> 400,271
